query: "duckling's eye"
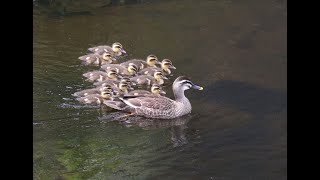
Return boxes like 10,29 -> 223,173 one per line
164,63 -> 171,66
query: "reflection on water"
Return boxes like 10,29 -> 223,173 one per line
33,0 -> 286,179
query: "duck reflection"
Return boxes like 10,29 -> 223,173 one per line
98,109 -> 193,147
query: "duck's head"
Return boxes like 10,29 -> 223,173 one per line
102,52 -> 116,62
153,70 -> 168,80
146,55 -> 160,67
127,63 -> 138,75
100,88 -> 113,99
161,59 -> 176,73
151,84 -> 166,96
111,42 -> 126,54
118,81 -> 130,93
107,69 -> 121,80
120,77 -> 136,87
173,76 -> 203,92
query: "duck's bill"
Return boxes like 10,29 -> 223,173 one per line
112,58 -> 117,61
192,84 -> 204,90
117,75 -> 123,78
170,65 -> 176,69
156,61 -> 161,65
162,76 -> 168,80
121,49 -> 127,54
160,90 -> 166,95
128,86 -> 134,91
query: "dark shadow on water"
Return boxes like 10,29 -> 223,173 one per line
202,80 -> 287,117
99,110 -> 194,147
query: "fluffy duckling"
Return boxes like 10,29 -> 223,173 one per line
93,79 -> 118,87
76,89 -> 113,105
127,84 -> 166,97
72,85 -> 113,97
78,52 -> 116,65
94,79 -> 133,96
83,69 -> 121,82
112,81 -> 132,96
120,55 -> 160,71
100,63 -> 138,76
88,42 -> 126,56
138,59 -> 176,76
130,71 -> 168,86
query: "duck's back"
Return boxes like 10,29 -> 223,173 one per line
126,90 -> 152,96
129,75 -> 156,85
88,45 -> 111,53
137,67 -> 160,76
122,96 -> 177,119
73,88 -> 100,97
120,59 -> 147,70
100,64 -> 127,73
76,94 -> 104,105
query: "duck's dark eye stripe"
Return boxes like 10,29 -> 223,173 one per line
180,80 -> 191,84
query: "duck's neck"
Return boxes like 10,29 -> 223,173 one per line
174,88 -> 189,103
174,88 -> 192,115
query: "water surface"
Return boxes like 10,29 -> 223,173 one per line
33,0 -> 287,179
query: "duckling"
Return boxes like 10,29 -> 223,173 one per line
94,79 -> 133,95
100,63 -> 138,76
138,59 -> 176,76
76,89 -> 114,105
83,69 -> 121,82
129,71 -> 168,86
93,79 -> 118,87
112,81 -> 132,96
72,85 -> 113,97
94,77 -> 136,88
78,52 -> 116,65
103,84 -> 166,112
120,55 -> 160,71
127,84 -> 166,96
103,76 -> 204,119
88,42 -> 126,56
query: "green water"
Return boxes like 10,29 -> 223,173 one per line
33,0 -> 287,179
